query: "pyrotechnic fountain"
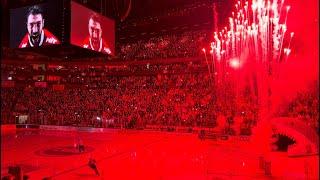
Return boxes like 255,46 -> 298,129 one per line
204,0 -> 295,155
211,0 -> 293,109
203,0 -> 318,160
206,0 -> 319,160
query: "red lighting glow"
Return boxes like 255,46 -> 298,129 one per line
229,58 -> 240,69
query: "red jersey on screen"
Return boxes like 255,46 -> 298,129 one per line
19,29 -> 60,48
82,37 -> 112,54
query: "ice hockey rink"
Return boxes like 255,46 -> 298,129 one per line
1,125 -> 319,179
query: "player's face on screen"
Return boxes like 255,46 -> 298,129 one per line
27,14 -> 44,45
88,19 -> 102,41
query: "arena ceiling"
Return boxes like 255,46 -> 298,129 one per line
1,0 -> 206,19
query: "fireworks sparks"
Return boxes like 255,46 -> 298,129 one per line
205,0 -> 295,122
208,0 -> 294,67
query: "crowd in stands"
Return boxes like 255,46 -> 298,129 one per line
2,61 -> 319,136
118,30 -> 210,60
1,64 -> 260,135
1,62 -> 207,87
280,82 -> 319,132
119,0 -> 212,30
2,61 -> 319,135
2,73 -> 212,126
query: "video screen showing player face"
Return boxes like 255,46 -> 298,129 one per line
71,1 -> 115,55
10,1 -> 63,48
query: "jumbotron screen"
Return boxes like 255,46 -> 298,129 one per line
10,1 -> 63,48
71,1 -> 115,55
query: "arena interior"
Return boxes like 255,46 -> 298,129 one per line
1,0 -> 319,179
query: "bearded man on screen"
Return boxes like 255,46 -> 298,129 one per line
82,14 -> 112,54
19,5 -> 60,48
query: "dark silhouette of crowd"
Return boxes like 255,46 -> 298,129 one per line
118,30 -> 209,60
279,82 -> 319,132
